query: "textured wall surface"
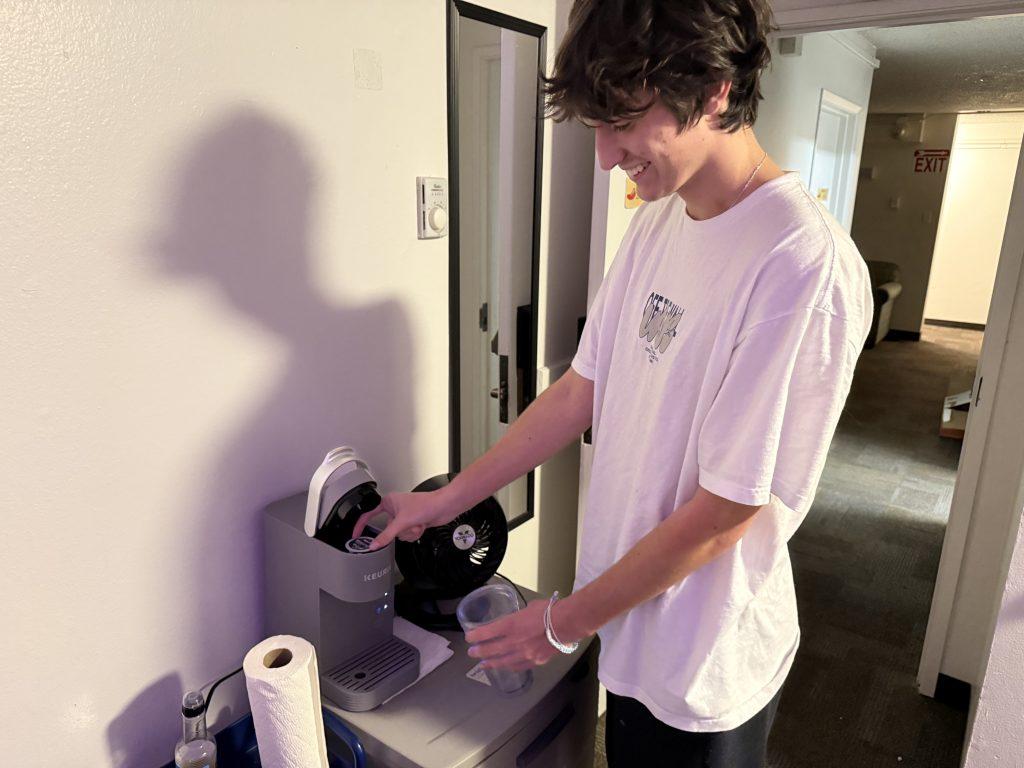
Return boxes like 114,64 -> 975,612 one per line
964,502 -> 1024,767
0,1 -> 578,766
862,16 -> 1024,114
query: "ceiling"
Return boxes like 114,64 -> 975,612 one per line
858,14 -> 1024,114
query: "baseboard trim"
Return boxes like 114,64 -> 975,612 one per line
924,318 -> 987,332
934,673 -> 971,712
885,329 -> 922,342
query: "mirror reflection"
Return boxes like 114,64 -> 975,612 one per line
454,13 -> 542,525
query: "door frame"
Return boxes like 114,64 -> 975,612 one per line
915,136 -> 1024,697
580,0 -> 1024,702
808,88 -> 863,230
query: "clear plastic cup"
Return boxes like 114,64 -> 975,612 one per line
457,583 -> 533,696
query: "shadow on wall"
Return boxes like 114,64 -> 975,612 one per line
1002,593 -> 1024,626
110,108 -> 416,767
107,673 -> 183,768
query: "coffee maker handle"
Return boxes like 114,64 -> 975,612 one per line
305,447 -> 361,537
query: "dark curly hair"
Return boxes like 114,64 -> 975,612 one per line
545,0 -> 775,133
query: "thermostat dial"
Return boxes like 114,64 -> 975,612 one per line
417,176 -> 448,239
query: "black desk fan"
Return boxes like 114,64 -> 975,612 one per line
395,473 -> 509,630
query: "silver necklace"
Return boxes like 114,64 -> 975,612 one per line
732,151 -> 768,208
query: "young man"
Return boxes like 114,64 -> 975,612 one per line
357,0 -> 872,764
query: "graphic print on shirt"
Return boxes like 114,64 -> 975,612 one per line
638,291 -> 684,363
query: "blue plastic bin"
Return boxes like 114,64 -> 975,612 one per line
165,707 -> 365,768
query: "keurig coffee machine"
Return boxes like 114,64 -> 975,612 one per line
263,447 -> 419,712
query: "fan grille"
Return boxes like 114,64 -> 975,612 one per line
395,477 -> 507,599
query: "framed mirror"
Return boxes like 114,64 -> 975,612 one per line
447,1 -> 546,528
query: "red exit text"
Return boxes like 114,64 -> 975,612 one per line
914,149 -> 951,173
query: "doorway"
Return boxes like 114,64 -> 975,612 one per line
923,113 -> 1024,329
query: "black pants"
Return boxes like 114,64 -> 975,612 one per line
605,685 -> 783,768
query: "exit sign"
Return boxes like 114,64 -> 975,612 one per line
914,149 -> 950,173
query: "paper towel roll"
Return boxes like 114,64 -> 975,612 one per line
243,635 -> 330,768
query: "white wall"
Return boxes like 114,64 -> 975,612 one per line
851,113 -> 959,333
0,1 -> 585,766
924,113 -> 1024,326
756,31 -> 878,232
963,493 -> 1024,767
538,1 -> 596,372
527,0 -> 596,597
601,168 -> 641,271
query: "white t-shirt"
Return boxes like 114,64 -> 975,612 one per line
572,173 -> 873,732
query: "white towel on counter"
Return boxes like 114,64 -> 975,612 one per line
382,617 -> 455,704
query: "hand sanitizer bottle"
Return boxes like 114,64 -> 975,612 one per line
174,690 -> 217,768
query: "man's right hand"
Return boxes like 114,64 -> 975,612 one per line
353,490 -> 457,551
351,368 -> 593,552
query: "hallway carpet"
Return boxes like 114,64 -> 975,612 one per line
593,325 -> 981,767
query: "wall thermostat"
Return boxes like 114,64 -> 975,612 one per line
417,176 -> 448,239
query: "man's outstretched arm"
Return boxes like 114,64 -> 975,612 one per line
356,367 -> 594,548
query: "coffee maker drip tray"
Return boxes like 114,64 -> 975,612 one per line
321,636 -> 420,712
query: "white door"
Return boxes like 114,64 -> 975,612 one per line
809,89 -> 863,230
923,113 -> 1024,325
809,109 -> 843,214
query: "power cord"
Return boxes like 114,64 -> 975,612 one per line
202,666 -> 243,713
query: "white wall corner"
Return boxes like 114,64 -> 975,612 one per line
826,30 -> 880,69
962,498 -> 1024,767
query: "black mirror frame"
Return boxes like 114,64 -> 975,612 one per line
447,1 -> 547,530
